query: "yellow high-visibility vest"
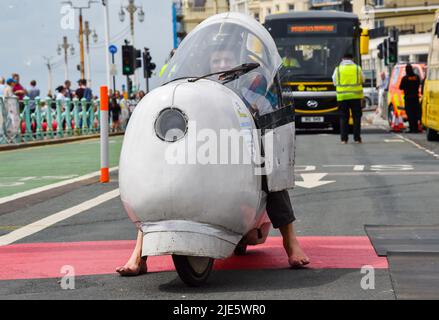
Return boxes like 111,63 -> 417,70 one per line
335,64 -> 364,101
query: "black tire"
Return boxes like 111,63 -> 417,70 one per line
172,255 -> 214,287
426,127 -> 439,141
234,242 -> 248,256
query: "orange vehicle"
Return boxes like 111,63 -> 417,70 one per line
387,63 -> 426,125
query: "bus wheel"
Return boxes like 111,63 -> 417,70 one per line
172,255 -> 214,287
426,128 -> 439,141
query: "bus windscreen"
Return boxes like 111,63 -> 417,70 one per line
277,37 -> 356,81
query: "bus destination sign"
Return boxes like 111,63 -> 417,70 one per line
288,24 -> 337,34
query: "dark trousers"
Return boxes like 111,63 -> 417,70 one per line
339,99 -> 362,142
262,175 -> 296,229
405,97 -> 420,133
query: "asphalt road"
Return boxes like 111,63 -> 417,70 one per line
0,124 -> 438,300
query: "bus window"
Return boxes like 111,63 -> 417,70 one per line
276,37 -> 355,81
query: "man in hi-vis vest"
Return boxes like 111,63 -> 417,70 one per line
332,53 -> 364,144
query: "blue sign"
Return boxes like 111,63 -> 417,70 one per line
109,45 -> 118,54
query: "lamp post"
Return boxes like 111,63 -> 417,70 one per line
119,0 -> 145,91
57,36 -> 75,81
43,56 -> 55,96
62,1 -> 98,81
84,21 -> 98,88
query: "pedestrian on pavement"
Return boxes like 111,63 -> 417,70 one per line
116,43 -> 310,277
377,71 -> 389,116
110,94 -> 121,132
56,85 -> 67,110
0,77 -> 6,96
64,80 -> 73,100
399,64 -> 421,133
11,73 -> 27,101
28,80 -> 40,112
332,53 -> 364,144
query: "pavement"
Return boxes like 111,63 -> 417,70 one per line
0,118 -> 438,300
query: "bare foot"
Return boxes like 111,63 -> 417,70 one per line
116,258 -> 147,276
285,241 -> 310,269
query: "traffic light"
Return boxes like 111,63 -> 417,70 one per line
388,39 -> 398,64
122,45 -> 134,76
135,49 -> 142,69
377,42 -> 384,60
143,48 -> 156,79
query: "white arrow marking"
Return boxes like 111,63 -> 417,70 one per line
295,173 -> 336,189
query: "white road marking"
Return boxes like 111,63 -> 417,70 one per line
384,139 -> 405,143
295,173 -> 336,189
0,167 -> 118,205
0,189 -> 120,246
395,134 -> 439,160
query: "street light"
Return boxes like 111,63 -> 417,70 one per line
58,36 -> 74,81
61,0 -> 99,80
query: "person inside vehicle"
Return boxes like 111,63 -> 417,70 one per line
115,43 -> 310,276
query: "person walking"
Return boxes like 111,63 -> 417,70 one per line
399,64 -> 421,133
28,80 -> 40,112
332,53 -> 364,144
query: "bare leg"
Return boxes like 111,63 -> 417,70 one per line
116,230 -> 147,276
279,223 -> 310,268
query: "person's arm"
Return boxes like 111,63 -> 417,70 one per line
332,68 -> 337,85
399,77 -> 406,91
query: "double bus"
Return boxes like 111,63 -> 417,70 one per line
264,11 -> 369,131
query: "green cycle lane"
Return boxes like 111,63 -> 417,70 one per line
0,136 -> 124,198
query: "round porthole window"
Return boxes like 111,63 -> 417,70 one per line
154,108 -> 188,142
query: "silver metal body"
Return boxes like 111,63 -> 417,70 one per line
119,80 -> 271,259
119,12 -> 295,261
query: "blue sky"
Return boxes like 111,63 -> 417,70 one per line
0,0 -> 174,95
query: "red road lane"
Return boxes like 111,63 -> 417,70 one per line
0,236 -> 387,281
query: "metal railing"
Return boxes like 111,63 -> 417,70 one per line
0,96 -> 111,144
369,23 -> 433,38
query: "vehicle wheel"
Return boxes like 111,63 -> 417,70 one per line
426,128 -> 439,141
172,255 -> 214,287
234,241 -> 248,256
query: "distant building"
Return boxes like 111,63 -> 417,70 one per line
181,0 -> 230,34
352,0 -> 439,72
229,0 -> 310,23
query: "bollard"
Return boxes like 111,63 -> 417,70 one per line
100,86 -> 110,183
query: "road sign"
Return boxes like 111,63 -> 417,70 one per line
109,45 -> 118,55
110,64 -> 117,76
